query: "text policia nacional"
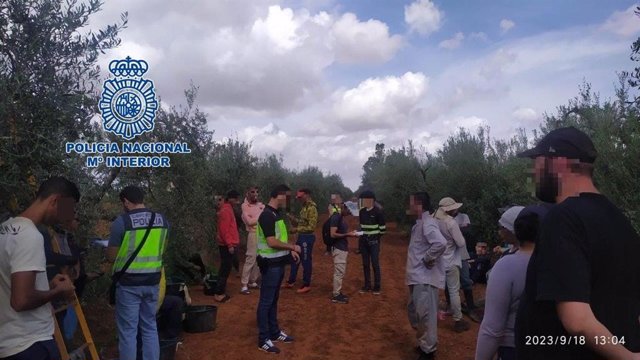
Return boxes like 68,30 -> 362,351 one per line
66,142 -> 192,168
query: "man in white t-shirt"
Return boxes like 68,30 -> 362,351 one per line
0,177 -> 79,360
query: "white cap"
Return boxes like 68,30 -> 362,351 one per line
498,206 -> 525,233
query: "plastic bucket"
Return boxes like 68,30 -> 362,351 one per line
183,305 -> 217,333
159,339 -> 178,360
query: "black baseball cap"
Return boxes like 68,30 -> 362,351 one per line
359,190 -> 376,200
517,126 -> 597,163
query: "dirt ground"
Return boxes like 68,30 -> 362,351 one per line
173,219 -> 484,360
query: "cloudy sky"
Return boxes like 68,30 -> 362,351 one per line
91,0 -> 640,189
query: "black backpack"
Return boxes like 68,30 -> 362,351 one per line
322,213 -> 341,247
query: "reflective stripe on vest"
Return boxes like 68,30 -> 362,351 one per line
361,223 -> 386,235
257,219 -> 289,258
113,223 -> 167,274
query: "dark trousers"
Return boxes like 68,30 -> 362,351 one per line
257,264 -> 284,345
1,340 -> 60,360
498,346 -> 516,360
158,295 -> 184,339
287,234 -> 315,286
232,252 -> 240,272
359,236 -> 381,290
460,259 -> 472,290
216,245 -> 236,295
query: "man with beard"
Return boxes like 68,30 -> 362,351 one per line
515,127 -> 640,360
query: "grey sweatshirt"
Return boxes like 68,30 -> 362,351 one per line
475,251 -> 532,360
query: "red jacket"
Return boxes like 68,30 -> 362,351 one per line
217,203 -> 240,247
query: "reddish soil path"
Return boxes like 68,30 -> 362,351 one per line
176,220 -> 482,360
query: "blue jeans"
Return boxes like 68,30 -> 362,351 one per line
287,234 -> 315,286
116,284 -> 159,360
257,264 -> 284,345
360,237 -> 381,289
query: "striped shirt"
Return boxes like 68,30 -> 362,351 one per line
359,207 -> 385,237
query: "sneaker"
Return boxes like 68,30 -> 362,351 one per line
332,293 -> 349,304
240,287 -> 250,295
259,340 -> 281,354
271,331 -> 294,343
417,349 -> 436,360
248,282 -> 260,289
453,319 -> 470,333
282,282 -> 294,288
359,286 -> 371,294
296,286 -> 311,294
372,288 -> 381,295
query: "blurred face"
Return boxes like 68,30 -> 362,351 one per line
532,156 -> 572,203
362,198 -> 374,209
448,209 -> 459,217
296,192 -> 308,204
276,192 -> 292,210
475,245 -> 487,256
228,197 -> 239,205
247,188 -> 259,203
44,195 -> 76,226
408,195 -> 423,217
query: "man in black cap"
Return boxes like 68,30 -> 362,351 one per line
357,190 -> 386,295
515,126 -> 640,360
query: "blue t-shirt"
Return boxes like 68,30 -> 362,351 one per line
330,213 -> 348,251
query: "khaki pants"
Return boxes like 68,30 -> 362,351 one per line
332,248 -> 348,296
241,232 -> 260,286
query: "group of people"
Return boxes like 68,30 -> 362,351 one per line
406,127 -> 640,360
1,126 -> 639,360
209,184 -> 387,353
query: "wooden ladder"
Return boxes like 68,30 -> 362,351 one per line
52,292 -> 100,360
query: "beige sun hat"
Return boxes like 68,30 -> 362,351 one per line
439,197 -> 462,212
434,197 -> 463,219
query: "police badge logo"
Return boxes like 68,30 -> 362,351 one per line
99,57 -> 158,140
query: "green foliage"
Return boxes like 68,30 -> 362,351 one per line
360,128 -> 534,244
538,76 -> 640,231
0,0 -> 127,213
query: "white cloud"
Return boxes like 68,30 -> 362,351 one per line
512,107 -> 538,124
92,2 -> 403,116
500,19 -> 515,34
439,32 -> 464,50
469,32 -> 489,42
331,72 -> 428,131
239,123 -> 292,154
444,116 -> 487,132
251,6 -> 309,53
601,5 -> 640,37
332,13 -> 404,64
404,0 -> 443,36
